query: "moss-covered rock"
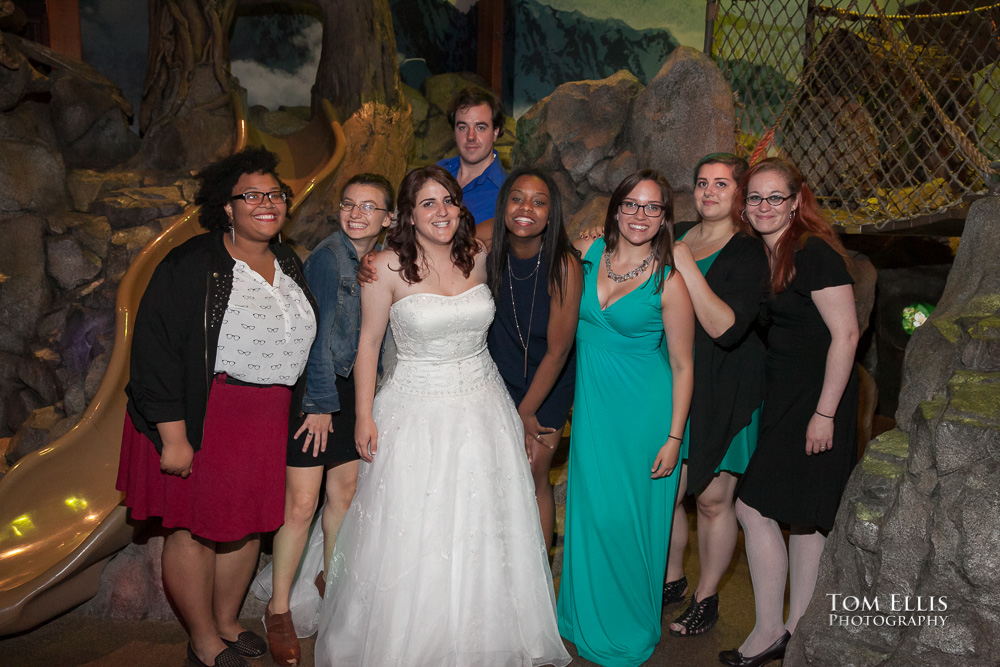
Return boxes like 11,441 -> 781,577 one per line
787,197 -> 1000,667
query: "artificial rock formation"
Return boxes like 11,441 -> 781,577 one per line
786,197 -> 1000,666
514,46 -> 736,235
0,35 -> 145,453
290,100 -> 414,250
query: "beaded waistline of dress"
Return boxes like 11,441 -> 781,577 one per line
382,346 -> 502,397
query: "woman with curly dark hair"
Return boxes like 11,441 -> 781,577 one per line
116,147 -> 317,667
313,166 -> 570,666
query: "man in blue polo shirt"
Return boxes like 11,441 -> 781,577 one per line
437,87 -> 508,224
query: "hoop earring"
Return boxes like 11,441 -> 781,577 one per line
741,209 -> 749,222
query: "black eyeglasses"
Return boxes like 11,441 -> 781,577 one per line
744,194 -> 793,207
230,191 -> 288,205
619,201 -> 664,216
339,201 -> 387,215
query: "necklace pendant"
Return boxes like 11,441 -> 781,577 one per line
508,246 -> 541,381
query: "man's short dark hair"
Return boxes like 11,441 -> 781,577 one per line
446,87 -> 505,139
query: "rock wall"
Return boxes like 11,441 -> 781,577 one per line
0,36 -> 167,474
289,100 -> 414,250
785,197 -> 1000,666
513,46 -> 736,235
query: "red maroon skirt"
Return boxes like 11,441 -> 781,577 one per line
116,376 -> 291,542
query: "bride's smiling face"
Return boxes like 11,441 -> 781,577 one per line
411,179 -> 461,247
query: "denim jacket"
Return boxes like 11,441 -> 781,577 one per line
301,230 -> 371,414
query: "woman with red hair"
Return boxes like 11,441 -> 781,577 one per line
720,158 -> 859,667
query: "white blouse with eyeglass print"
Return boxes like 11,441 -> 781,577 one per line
215,259 -> 316,386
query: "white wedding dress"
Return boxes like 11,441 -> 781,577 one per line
314,284 -> 570,667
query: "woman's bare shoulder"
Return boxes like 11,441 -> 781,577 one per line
373,248 -> 399,268
573,236 -> 595,258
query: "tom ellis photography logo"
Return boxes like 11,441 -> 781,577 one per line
827,594 -> 949,627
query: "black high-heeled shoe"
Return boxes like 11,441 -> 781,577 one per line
662,575 -> 688,606
669,592 -> 719,636
718,631 -> 790,667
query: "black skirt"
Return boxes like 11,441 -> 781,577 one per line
287,372 -> 360,468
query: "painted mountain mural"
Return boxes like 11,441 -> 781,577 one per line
390,0 -> 479,80
512,2 -> 679,114
390,0 -> 679,115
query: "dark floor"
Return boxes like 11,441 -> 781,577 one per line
0,513 -> 760,667
0,451 -> 767,666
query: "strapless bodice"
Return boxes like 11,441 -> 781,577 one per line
384,284 -> 501,397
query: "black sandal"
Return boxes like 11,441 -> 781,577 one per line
669,592 -> 719,636
661,575 -> 688,606
187,644 -> 250,667
222,630 -> 267,658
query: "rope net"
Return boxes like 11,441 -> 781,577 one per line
712,0 -> 1000,229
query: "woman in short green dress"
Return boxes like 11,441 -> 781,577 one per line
663,154 -> 770,636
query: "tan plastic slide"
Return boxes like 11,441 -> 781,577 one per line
0,98 -> 346,635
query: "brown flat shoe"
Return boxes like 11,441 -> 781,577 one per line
264,605 -> 300,666
315,570 -> 326,599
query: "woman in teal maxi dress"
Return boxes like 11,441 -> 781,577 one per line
558,171 -> 694,666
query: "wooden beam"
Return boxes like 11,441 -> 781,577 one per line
477,0 -> 503,95
836,200 -> 976,236
46,0 -> 82,59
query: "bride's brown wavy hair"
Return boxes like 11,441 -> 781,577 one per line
388,166 -> 479,284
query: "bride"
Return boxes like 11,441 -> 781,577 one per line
315,166 -> 570,667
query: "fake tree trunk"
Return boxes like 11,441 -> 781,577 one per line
136,0 -> 240,170
310,0 -> 403,119
291,0 -> 414,249
141,0 -> 238,134
134,0 -> 412,240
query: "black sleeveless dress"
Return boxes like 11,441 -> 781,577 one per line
487,251 -> 575,430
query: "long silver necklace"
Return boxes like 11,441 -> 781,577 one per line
509,248 -> 542,280
508,246 -> 542,378
605,249 -> 655,283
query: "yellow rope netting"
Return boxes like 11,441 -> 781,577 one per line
868,0 -> 998,179
816,1 -> 1000,21
747,0 -> 999,182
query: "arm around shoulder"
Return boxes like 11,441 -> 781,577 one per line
712,236 -> 770,348
661,270 -> 695,449
573,236 -> 595,259
475,219 -> 494,252
354,250 -> 397,461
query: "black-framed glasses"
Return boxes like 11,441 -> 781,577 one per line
744,194 -> 793,207
339,201 -> 387,215
230,191 -> 287,205
619,201 -> 664,217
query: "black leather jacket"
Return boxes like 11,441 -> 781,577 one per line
125,229 -> 316,453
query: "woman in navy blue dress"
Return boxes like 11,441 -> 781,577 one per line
481,168 -> 583,551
